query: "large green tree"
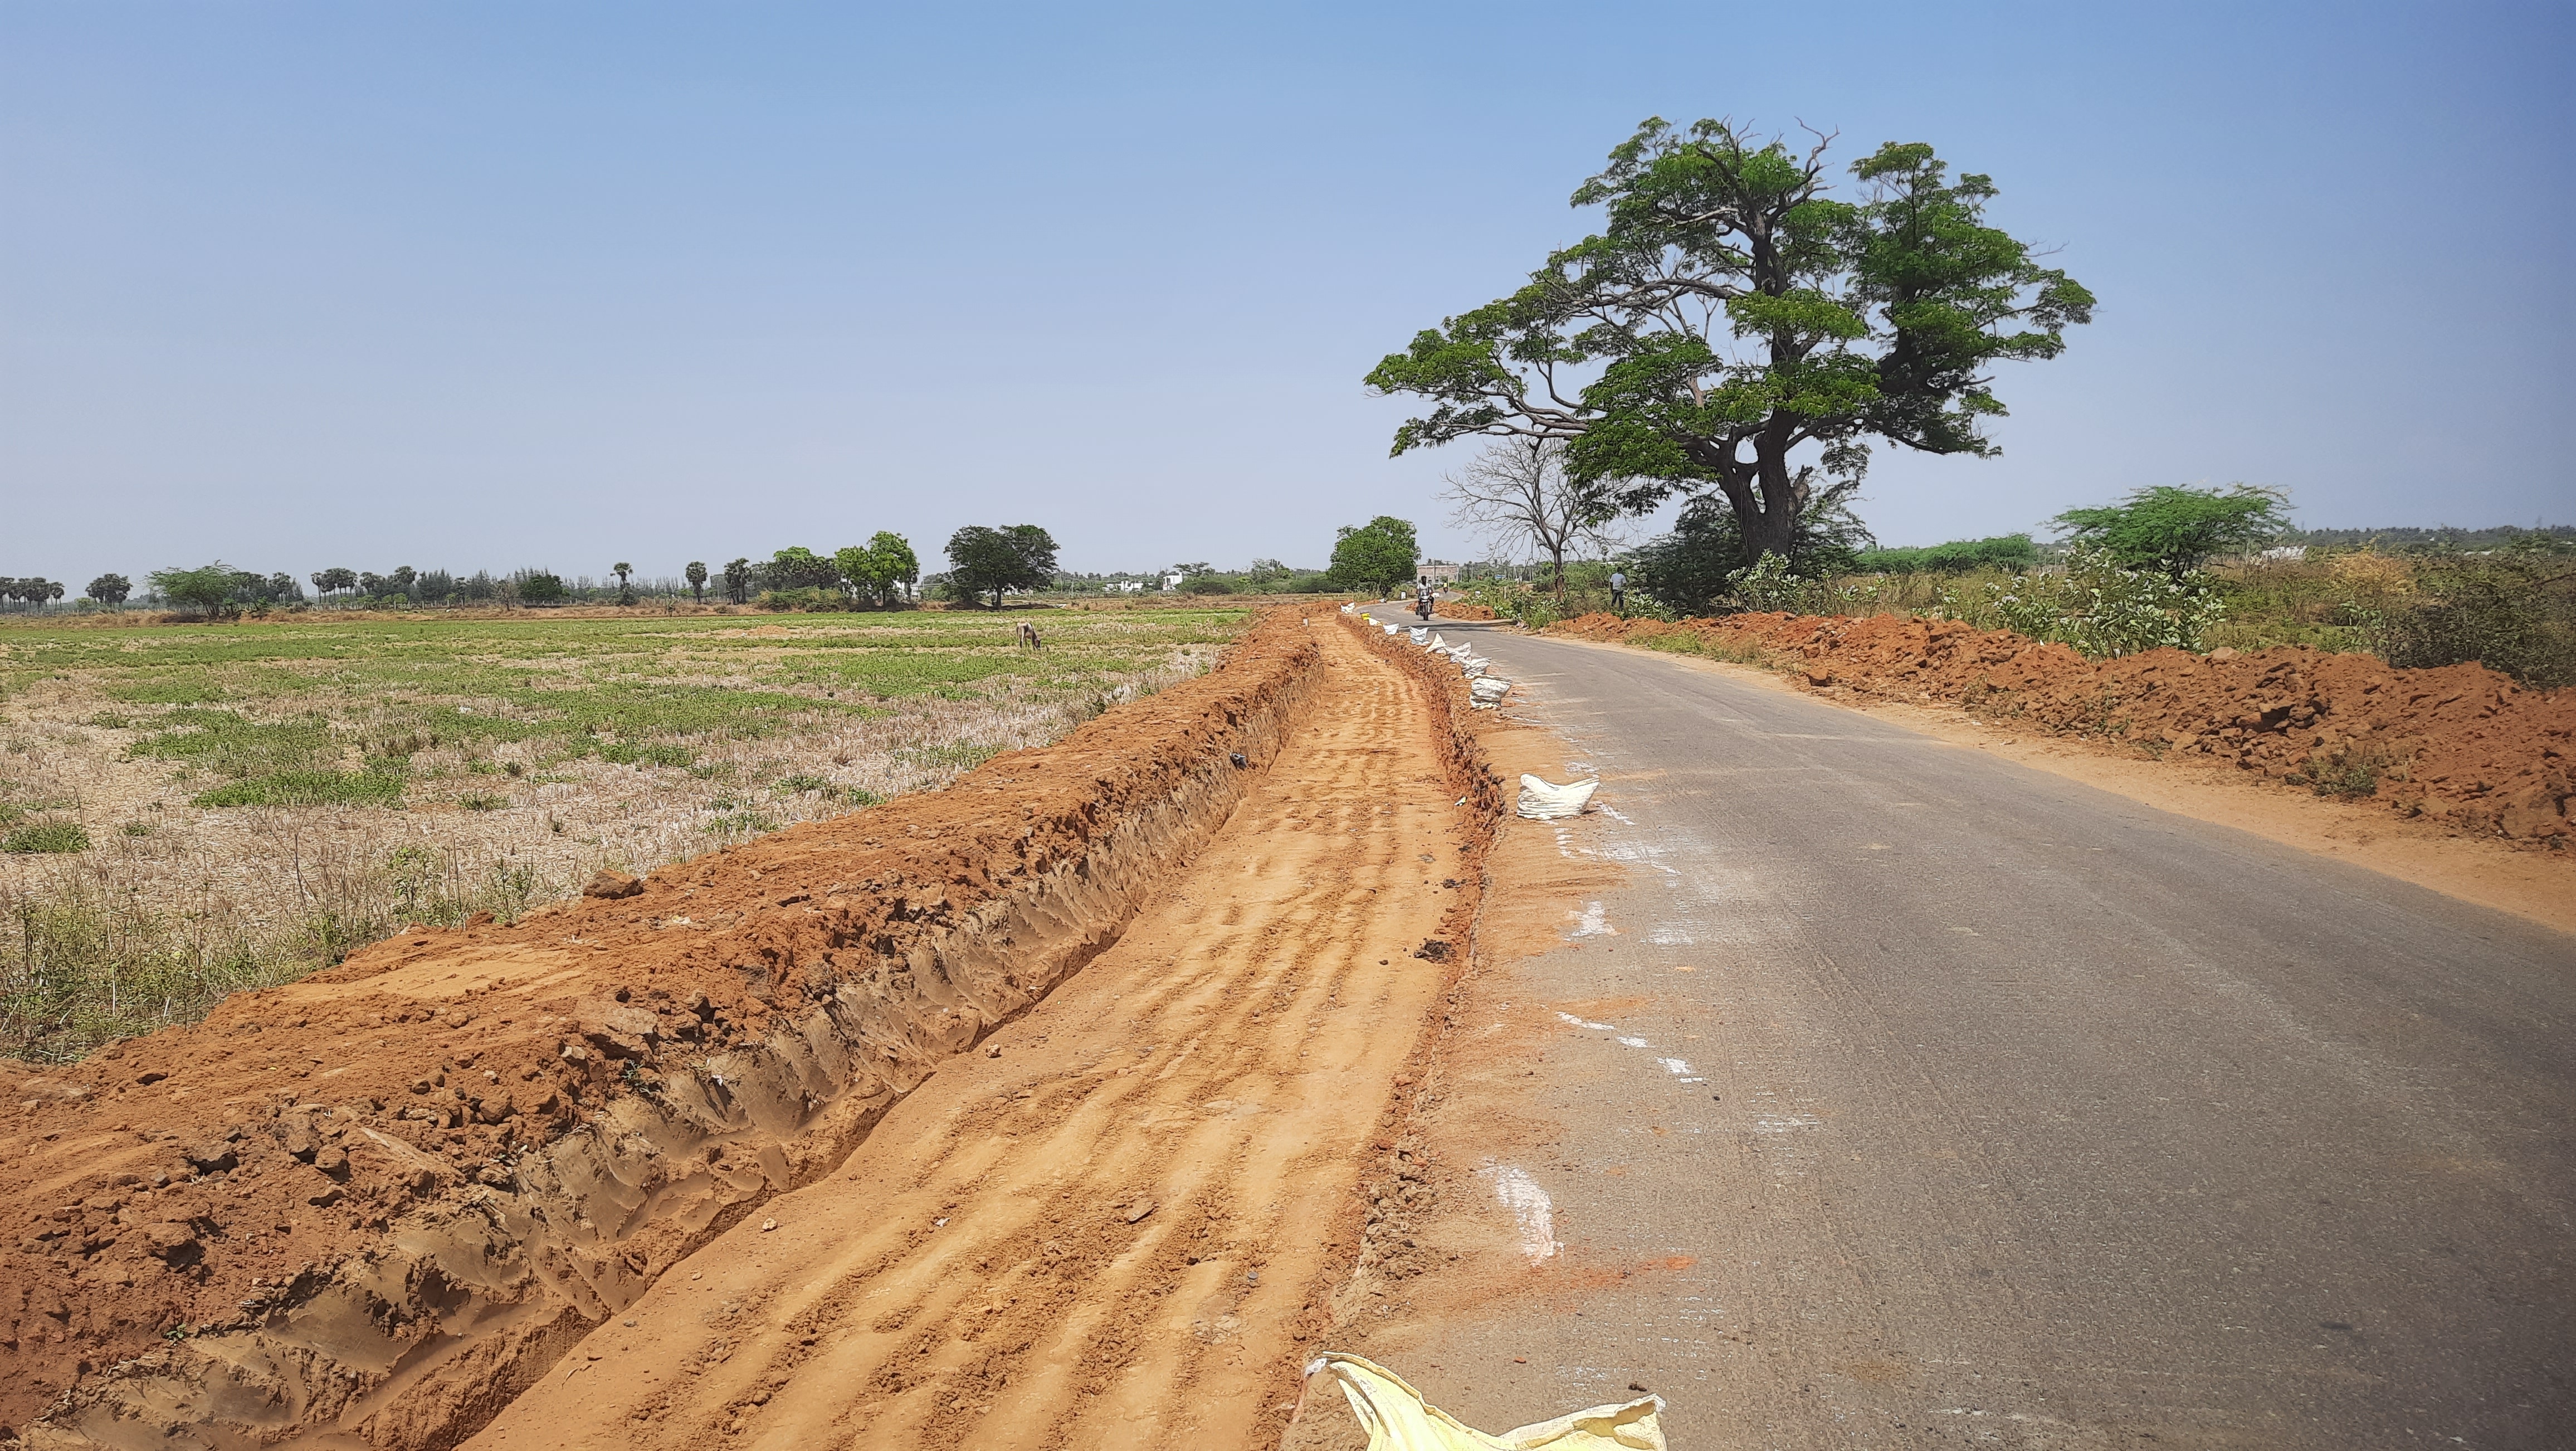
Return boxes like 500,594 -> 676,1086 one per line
946,525 -> 1059,608
829,535 -> 924,608
150,563 -> 243,619
1367,119 -> 2094,567
1328,516 -> 1419,597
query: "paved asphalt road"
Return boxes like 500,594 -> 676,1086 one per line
1399,618 -> 2572,1449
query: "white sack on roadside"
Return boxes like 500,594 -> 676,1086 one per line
1427,632 -> 1447,650
1410,627 -> 1430,644
1516,775 -> 1598,820
1302,1352 -> 1667,1450
1384,623 -> 1401,635
1471,676 -> 1511,700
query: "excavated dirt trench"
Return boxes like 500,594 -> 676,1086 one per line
462,616 -> 1486,1450
0,610 -> 1498,1449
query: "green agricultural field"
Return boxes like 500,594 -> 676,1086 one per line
0,606 -> 1247,1060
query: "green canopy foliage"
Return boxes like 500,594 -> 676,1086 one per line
1850,533 -> 2038,574
1367,118 -> 2092,566
149,563 -> 247,619
946,524 -> 1060,608
1328,517 -> 1419,595
2052,484 -> 2290,573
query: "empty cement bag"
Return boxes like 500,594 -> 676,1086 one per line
1471,676 -> 1511,702
1302,1352 -> 1666,1450
1516,774 -> 1598,819
1427,632 -> 1448,650
1411,627 -> 1431,644
1384,623 -> 1402,635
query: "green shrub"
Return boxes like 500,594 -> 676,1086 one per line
3,821 -> 90,854
774,772 -> 833,795
1852,534 -> 2040,575
2052,484 -> 2291,572
1937,547 -> 2227,658
2363,543 -> 2576,689
843,786 -> 884,807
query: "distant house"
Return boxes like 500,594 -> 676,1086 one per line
1418,561 -> 1462,585
1162,572 -> 1184,592
1103,580 -> 1145,593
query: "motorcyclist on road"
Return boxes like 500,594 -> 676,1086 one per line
1414,577 -> 1435,621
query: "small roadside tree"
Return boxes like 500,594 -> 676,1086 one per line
86,573 -> 132,605
1328,517 -> 1419,598
947,525 -> 1060,608
685,561 -> 709,602
2052,484 -> 2291,574
1442,439 -> 1624,601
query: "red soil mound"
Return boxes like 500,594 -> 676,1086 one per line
1550,612 -> 2573,845
0,611 -> 1322,1449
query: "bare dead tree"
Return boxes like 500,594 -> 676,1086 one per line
1441,438 -> 1624,600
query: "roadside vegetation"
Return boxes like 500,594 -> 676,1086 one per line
0,607 -> 1246,1061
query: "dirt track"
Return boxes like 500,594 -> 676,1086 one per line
461,618 -> 1465,1449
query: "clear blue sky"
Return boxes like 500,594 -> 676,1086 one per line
3,1 -> 2567,585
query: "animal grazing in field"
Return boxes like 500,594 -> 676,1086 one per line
1017,621 -> 1044,650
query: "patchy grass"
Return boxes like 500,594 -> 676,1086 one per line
186,772 -> 406,808
0,606 -> 1248,1060
3,822 -> 89,854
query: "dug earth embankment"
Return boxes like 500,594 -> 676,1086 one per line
0,608 -> 1475,1449
1552,611 -> 2573,846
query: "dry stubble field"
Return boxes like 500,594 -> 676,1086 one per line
0,606 -> 1246,1060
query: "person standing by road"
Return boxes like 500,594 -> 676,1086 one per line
1609,568 -> 1627,613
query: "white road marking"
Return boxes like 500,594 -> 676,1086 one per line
1477,1164 -> 1564,1263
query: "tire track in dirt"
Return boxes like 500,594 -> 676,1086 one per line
466,620 -> 1468,1451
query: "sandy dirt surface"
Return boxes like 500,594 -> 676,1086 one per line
461,617 -> 1475,1451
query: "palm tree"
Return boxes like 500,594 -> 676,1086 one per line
612,561 -> 635,606
685,560 -> 708,602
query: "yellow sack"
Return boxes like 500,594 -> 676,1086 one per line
1304,1353 -> 1667,1451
